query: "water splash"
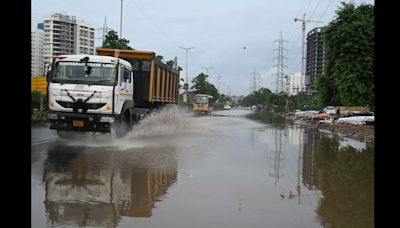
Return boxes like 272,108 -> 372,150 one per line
59,105 -> 194,149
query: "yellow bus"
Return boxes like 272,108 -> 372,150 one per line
193,94 -> 214,115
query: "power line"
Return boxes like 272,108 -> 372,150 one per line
308,0 -> 323,20
303,0 -> 316,17
284,0 -> 308,39
317,0 -> 337,22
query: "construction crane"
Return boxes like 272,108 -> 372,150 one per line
294,14 -> 323,94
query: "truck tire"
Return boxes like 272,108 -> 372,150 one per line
112,115 -> 129,138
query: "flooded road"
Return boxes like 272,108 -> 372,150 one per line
31,108 -> 374,228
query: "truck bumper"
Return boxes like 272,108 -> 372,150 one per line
47,111 -> 116,133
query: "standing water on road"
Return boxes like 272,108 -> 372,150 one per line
32,108 -> 373,228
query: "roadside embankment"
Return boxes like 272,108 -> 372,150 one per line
277,112 -> 374,143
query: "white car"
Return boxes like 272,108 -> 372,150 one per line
323,106 -> 336,114
223,105 -> 231,110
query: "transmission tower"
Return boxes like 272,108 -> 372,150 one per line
272,31 -> 288,93
97,17 -> 112,46
250,68 -> 261,94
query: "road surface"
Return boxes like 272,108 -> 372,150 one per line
31,108 -> 373,228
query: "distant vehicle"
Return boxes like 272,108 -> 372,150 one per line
323,106 -> 336,114
223,105 -> 231,110
193,94 -> 214,115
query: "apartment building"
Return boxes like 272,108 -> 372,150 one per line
305,27 -> 324,94
76,20 -> 95,55
288,72 -> 305,96
42,12 -> 95,72
31,24 -> 44,76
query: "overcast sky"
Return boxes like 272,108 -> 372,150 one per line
32,0 -> 374,96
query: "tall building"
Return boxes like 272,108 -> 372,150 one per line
305,27 -> 324,94
31,25 -> 44,76
76,20 -> 95,55
42,12 -> 95,72
288,72 -> 305,95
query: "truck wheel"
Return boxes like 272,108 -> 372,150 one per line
113,116 -> 129,138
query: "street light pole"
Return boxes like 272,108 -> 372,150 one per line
120,0 -> 123,37
202,66 -> 213,77
179,46 -> 195,87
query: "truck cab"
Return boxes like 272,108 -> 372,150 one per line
47,55 -> 134,136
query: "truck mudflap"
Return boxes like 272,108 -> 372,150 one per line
48,111 -> 116,133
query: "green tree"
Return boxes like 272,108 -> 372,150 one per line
166,60 -> 175,68
156,55 -> 163,62
191,73 -> 219,101
102,30 -> 133,50
240,88 -> 273,107
318,2 -> 374,106
31,90 -> 42,108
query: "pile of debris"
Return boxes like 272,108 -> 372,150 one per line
279,106 -> 374,142
288,106 -> 374,126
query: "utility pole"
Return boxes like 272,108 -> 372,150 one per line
179,46 -> 194,103
120,0 -> 123,37
202,66 -> 213,77
272,31 -> 288,93
294,14 -> 323,94
202,66 -> 213,84
217,73 -> 222,92
179,46 -> 195,87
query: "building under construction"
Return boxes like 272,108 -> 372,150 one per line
305,27 -> 324,94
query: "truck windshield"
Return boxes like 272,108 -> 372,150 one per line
51,61 -> 117,85
194,96 -> 209,104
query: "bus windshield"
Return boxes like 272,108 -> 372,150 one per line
51,61 -> 117,86
194,96 -> 209,104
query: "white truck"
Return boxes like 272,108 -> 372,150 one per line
47,48 -> 180,137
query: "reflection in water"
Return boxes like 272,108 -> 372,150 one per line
268,128 -> 285,185
313,136 -> 374,228
252,124 -> 307,202
43,145 -> 178,227
302,128 -> 321,190
249,116 -> 374,227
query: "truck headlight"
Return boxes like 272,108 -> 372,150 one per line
47,113 -> 58,120
100,117 -> 115,123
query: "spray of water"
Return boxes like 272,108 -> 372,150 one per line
59,105 -> 195,149
127,104 -> 192,137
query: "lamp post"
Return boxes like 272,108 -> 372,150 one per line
179,46 -> 195,87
